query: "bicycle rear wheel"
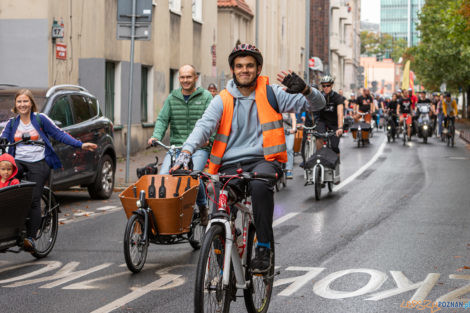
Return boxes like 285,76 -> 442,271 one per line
123,214 -> 149,273
195,224 -> 231,313
244,224 -> 274,313
32,189 -> 59,259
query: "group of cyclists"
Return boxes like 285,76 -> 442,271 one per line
343,87 -> 459,143
0,42 -> 461,312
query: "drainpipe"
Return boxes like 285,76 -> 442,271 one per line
305,0 -> 310,84
255,0 -> 259,46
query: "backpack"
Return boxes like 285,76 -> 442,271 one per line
266,85 -> 279,113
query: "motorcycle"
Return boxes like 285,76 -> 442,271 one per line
416,104 -> 433,144
384,114 -> 397,143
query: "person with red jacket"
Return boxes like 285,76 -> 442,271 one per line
0,153 -> 20,187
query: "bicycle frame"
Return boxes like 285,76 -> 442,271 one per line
206,188 -> 253,289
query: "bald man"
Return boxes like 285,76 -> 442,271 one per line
148,64 -> 213,225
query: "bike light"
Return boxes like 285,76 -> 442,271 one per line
387,126 -> 391,130
316,159 -> 320,164
136,200 -> 142,208
423,125 -> 428,130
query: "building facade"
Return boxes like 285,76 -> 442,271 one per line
360,56 -> 402,95
0,0 -> 309,156
380,0 -> 425,47
309,0 -> 361,95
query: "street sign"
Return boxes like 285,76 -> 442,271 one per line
56,43 -> 67,60
117,23 -> 151,40
117,0 -> 152,23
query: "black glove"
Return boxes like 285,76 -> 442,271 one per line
281,72 -> 307,94
0,137 -> 8,147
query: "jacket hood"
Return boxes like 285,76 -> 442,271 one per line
0,153 -> 18,181
225,79 -> 253,99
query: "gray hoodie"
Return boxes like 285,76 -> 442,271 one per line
183,79 -> 325,166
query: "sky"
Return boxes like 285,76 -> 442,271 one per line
361,0 -> 380,23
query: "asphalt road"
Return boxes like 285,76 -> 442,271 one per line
1,130 -> 469,313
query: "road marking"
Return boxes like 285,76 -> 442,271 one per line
90,267 -> 186,313
96,205 -> 119,212
334,139 -> 386,191
273,212 -> 299,227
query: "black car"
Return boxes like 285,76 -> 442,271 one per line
0,84 -> 116,199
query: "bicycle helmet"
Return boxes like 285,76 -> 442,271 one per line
228,44 -> 263,68
320,75 -> 335,84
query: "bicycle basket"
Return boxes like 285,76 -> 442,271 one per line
119,174 -> 199,235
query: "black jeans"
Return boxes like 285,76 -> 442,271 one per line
15,159 -> 50,238
217,159 -> 282,244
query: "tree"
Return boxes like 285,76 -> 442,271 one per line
360,31 -> 407,63
408,0 -> 470,117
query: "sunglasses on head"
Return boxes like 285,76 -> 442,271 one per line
321,84 -> 332,87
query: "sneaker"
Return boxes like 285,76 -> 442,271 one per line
199,205 -> 209,226
251,246 -> 271,274
286,171 -> 293,179
23,237 -> 35,252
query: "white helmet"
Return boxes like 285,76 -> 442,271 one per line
320,75 -> 334,84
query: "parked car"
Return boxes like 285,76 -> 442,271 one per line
0,84 -> 116,199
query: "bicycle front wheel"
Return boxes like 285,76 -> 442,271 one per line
195,224 -> 231,313
244,224 -> 274,313
123,214 -> 149,273
32,190 -> 59,259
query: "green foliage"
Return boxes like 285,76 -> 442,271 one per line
410,0 -> 470,92
360,31 -> 407,63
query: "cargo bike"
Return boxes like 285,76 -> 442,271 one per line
0,135 -> 59,258
303,130 -> 340,200
119,141 -> 206,273
350,112 -> 372,147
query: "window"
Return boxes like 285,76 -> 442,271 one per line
141,66 -> 149,122
70,95 -> 93,124
170,68 -> 179,91
49,96 -> 73,127
192,0 -> 202,22
169,0 -> 181,14
105,61 -> 115,122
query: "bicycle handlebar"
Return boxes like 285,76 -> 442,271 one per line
0,136 -> 45,154
147,140 -> 183,151
312,130 -> 337,138
190,170 -> 278,183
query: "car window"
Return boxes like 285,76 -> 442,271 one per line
88,97 -> 99,117
0,95 -> 15,123
70,95 -> 92,124
49,96 -> 73,127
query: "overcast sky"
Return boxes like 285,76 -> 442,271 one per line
361,0 -> 380,23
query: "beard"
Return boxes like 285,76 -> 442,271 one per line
233,73 -> 258,88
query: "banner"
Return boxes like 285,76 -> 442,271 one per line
401,60 -> 410,91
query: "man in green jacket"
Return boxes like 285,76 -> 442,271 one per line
148,64 -> 212,225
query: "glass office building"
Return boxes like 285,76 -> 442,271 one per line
380,0 -> 424,47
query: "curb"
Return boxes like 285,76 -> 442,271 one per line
460,129 -> 470,144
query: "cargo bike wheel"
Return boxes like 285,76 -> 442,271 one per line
32,188 -> 59,259
188,209 -> 206,250
314,167 -> 322,200
124,214 -> 149,273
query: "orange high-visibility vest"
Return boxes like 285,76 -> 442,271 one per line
208,76 -> 287,174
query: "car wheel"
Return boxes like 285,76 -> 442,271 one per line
88,154 -> 115,199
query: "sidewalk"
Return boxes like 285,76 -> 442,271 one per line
115,147 -> 167,190
456,118 -> 470,144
